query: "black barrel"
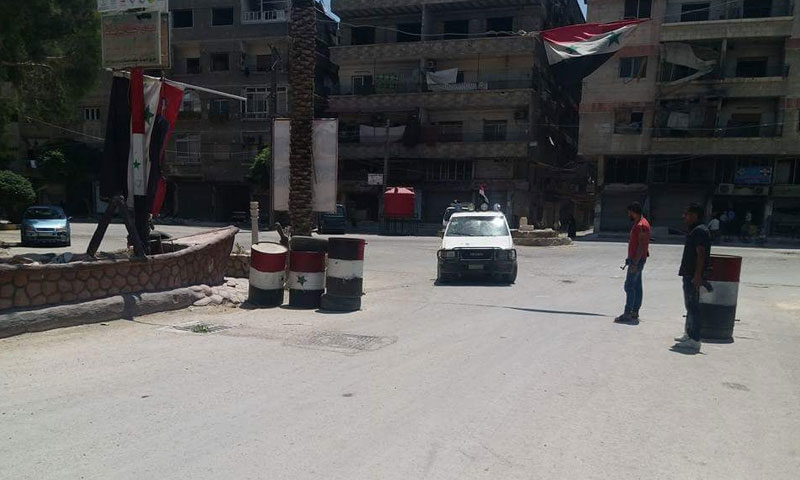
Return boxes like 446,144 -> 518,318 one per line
321,238 -> 365,312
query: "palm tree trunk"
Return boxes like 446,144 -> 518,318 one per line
288,0 -> 316,236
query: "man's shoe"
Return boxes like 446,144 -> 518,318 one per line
614,313 -> 633,323
674,338 -> 701,352
674,333 -> 690,342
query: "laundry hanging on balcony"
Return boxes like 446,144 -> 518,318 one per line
359,125 -> 407,144
540,19 -> 647,83
425,68 -> 459,85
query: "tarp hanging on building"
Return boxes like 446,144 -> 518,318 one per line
663,43 -> 716,85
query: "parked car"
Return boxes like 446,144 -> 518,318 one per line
318,204 -> 347,234
437,211 -> 517,284
21,206 -> 71,247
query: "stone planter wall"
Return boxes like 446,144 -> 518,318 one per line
226,254 -> 250,278
0,227 -> 238,312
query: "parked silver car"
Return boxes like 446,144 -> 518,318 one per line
21,206 -> 71,247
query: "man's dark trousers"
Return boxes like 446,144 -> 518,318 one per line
624,260 -> 646,314
682,276 -> 702,341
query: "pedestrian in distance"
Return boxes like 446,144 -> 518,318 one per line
673,203 -> 712,353
708,214 -> 721,244
615,202 -> 651,324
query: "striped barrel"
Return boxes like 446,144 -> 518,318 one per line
699,254 -> 742,341
248,242 -> 288,307
321,238 -> 365,312
288,250 -> 326,309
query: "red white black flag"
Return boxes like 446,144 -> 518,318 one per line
541,20 -> 646,82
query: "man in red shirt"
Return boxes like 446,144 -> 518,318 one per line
615,202 -> 651,324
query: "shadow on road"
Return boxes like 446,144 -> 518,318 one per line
439,301 -> 609,318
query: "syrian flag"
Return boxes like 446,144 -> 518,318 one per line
127,68 -> 163,208
541,19 -> 646,83
147,81 -> 184,216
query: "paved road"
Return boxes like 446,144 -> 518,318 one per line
2,234 -> 799,479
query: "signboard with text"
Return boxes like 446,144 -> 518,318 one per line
734,166 -> 773,185
97,0 -> 168,14
101,12 -> 169,69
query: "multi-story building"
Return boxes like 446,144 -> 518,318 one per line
163,0 -> 338,220
581,0 -> 800,238
328,0 -> 587,226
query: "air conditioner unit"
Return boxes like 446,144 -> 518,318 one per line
753,186 -> 770,196
717,183 -> 734,195
425,59 -> 437,70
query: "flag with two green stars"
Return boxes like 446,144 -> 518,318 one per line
127,68 -> 164,207
541,19 -> 647,84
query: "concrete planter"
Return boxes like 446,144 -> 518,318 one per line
227,254 -> 251,278
0,227 -> 238,312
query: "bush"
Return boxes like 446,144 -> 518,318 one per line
0,170 -> 36,223
248,146 -> 271,189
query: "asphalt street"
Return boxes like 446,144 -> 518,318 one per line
1,227 -> 799,479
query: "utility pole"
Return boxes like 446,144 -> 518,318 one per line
382,118 -> 391,188
268,45 -> 280,227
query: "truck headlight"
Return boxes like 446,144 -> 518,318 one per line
438,250 -> 456,260
499,249 -> 516,261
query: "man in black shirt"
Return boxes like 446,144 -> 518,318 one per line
674,203 -> 711,352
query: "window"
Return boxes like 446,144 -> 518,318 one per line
775,159 -> 800,185
624,0 -> 652,19
619,56 -> 647,78
83,107 -> 101,121
175,134 -> 200,163
351,26 -> 375,45
210,53 -> 229,72
726,113 -> 763,137
173,10 -> 193,28
180,92 -> 202,113
351,74 -> 374,95
443,20 -> 469,40
437,121 -> 463,142
680,3 -> 709,22
242,87 -> 287,119
186,57 -> 201,74
605,157 -> 647,184
735,58 -> 768,78
212,7 -> 234,26
743,0 -> 772,18
614,111 -> 644,134
339,123 -> 359,143
210,99 -> 231,120
256,54 -> 274,72
396,23 -> 421,43
483,120 -> 508,141
486,17 -> 513,37
425,160 -> 474,181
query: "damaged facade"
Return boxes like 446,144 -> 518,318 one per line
328,0 -> 588,227
581,0 -> 800,238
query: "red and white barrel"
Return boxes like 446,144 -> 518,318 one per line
288,250 -> 326,308
698,254 -> 742,341
248,242 -> 288,307
321,238 -> 365,312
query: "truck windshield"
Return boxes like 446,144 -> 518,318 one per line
446,216 -> 508,237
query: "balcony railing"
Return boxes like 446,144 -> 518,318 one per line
660,64 -> 790,83
653,123 -> 783,138
663,0 -> 793,24
242,9 -> 287,24
339,128 -> 529,144
335,71 -> 533,96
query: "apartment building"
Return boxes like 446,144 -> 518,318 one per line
328,0 -> 587,226
581,0 -> 800,238
164,0 -> 338,220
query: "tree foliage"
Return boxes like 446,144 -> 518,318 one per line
0,170 -> 36,222
0,1 -> 101,151
248,146 -> 272,189
36,140 -> 101,185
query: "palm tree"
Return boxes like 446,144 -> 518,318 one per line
288,0 -> 316,236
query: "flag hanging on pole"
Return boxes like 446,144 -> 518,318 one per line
541,20 -> 646,83
127,68 -> 163,208
148,81 -> 185,215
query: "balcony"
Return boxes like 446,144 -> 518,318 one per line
661,14 -> 793,42
339,127 -> 530,159
241,9 -> 287,24
331,35 -> 537,64
658,65 -> 790,98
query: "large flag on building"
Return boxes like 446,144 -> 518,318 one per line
541,19 -> 646,83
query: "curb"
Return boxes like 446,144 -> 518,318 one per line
0,287 -> 206,339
